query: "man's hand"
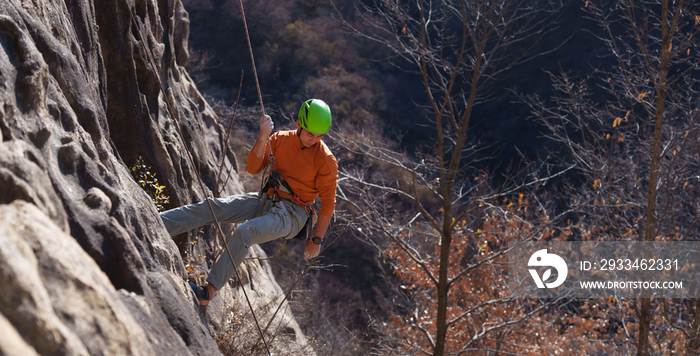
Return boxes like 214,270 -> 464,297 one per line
303,239 -> 321,260
259,115 -> 274,139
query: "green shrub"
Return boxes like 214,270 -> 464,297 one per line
130,156 -> 170,212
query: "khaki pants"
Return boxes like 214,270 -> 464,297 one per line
160,193 -> 308,290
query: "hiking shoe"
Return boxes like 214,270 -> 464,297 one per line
188,281 -> 210,305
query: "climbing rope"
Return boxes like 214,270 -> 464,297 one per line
237,0 -> 264,116
122,1 -> 271,353
235,0 -> 280,191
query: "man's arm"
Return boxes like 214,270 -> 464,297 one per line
247,115 -> 274,174
314,214 -> 331,238
251,115 -> 274,158
303,146 -> 338,260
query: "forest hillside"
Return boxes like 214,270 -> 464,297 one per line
184,0 -> 700,355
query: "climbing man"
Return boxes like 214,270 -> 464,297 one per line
160,99 -> 338,306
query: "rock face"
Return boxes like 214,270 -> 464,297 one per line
0,0 -> 312,355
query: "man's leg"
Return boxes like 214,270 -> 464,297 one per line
160,193 -> 261,236
206,200 -> 308,291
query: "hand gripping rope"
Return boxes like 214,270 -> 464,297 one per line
123,1 -> 272,353
235,0 -> 279,186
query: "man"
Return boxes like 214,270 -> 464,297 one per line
160,99 -> 338,306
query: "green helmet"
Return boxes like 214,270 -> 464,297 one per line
298,99 -> 332,134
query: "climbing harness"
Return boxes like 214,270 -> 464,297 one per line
256,171 -> 318,241
260,172 -> 314,215
123,1 -> 271,353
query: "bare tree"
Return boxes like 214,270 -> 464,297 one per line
333,1 -> 565,355
524,1 -> 700,355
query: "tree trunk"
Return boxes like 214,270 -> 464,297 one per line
433,228 -> 452,356
637,2 -> 671,352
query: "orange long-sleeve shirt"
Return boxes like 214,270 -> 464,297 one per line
247,130 -> 338,217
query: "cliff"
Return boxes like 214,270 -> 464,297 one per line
0,0 -> 311,355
